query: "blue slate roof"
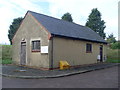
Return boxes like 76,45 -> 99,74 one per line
29,11 -> 107,44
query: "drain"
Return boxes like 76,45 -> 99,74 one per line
14,70 -> 27,72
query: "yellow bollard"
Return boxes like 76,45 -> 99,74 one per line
59,61 -> 70,70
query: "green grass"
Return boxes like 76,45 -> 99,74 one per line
106,49 -> 120,63
1,45 -> 12,64
2,45 -> 12,60
106,59 -> 120,63
0,59 -> 12,64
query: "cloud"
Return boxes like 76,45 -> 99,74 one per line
0,0 -> 46,44
47,0 -> 118,39
0,0 -> 119,44
47,0 -> 118,22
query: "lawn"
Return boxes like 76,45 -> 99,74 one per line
1,45 -> 12,64
106,48 -> 120,63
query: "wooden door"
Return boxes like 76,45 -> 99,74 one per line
20,42 -> 26,65
100,45 -> 103,62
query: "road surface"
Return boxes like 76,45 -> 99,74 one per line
2,66 -> 119,88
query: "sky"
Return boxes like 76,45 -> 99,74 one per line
0,0 -> 119,44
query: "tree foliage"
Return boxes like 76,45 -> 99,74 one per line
110,41 -> 120,49
107,33 -> 116,44
85,8 -> 106,39
61,12 -> 73,22
8,17 -> 23,45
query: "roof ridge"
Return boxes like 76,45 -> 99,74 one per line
28,10 -> 85,28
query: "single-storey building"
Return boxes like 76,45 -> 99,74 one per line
12,11 -> 107,70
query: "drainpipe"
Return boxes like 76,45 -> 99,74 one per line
51,36 -> 54,69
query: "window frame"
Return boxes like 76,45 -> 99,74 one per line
31,40 -> 41,52
86,43 -> 92,53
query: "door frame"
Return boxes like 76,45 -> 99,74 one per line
20,41 -> 27,65
99,45 -> 103,62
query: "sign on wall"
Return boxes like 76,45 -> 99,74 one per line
41,46 -> 48,53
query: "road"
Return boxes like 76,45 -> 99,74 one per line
2,66 -> 119,88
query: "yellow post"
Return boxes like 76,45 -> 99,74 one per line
59,61 -> 70,70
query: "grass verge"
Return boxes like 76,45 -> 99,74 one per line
2,45 -> 12,60
106,49 -> 120,63
106,59 -> 120,63
1,59 -> 12,64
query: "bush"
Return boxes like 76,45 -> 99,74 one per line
110,41 -> 120,49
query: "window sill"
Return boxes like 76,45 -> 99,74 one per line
31,50 -> 40,52
86,51 -> 92,53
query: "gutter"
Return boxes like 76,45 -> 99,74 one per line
51,34 -> 107,44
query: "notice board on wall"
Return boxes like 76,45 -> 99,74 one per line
41,46 -> 48,53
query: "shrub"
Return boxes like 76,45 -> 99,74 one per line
110,41 -> 120,49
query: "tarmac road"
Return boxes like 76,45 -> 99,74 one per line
2,66 -> 119,88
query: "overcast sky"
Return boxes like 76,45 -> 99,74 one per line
0,0 -> 119,44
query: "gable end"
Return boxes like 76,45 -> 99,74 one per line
12,11 -> 52,44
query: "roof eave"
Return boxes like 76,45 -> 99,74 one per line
51,34 -> 107,44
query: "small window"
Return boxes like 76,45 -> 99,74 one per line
32,40 -> 40,52
86,43 -> 92,53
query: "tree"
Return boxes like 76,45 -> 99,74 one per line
85,8 -> 106,39
110,41 -> 120,49
107,33 -> 116,44
61,12 -> 73,22
8,17 -> 23,45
